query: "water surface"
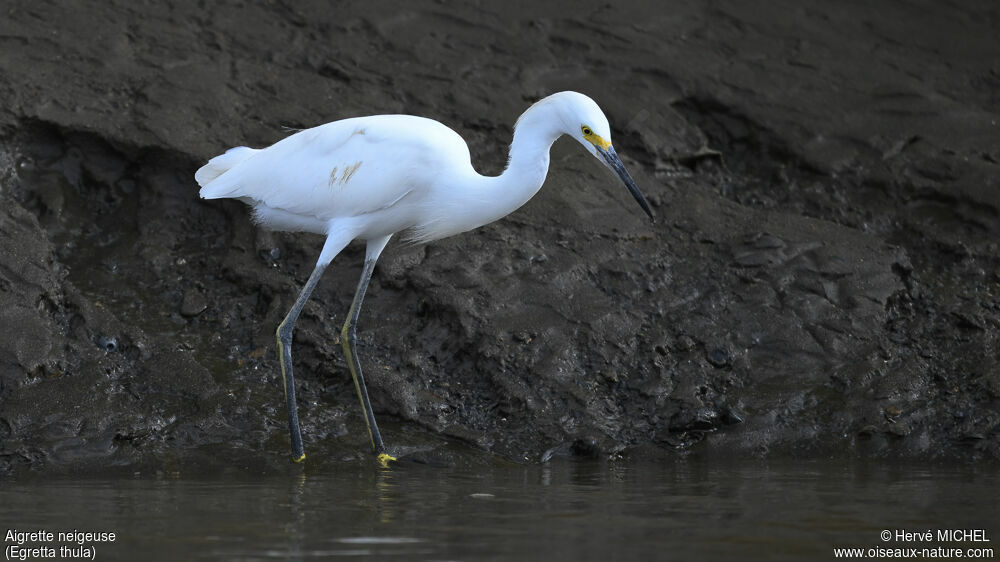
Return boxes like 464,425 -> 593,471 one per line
2,458 -> 997,560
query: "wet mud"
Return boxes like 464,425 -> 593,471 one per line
1,0 -> 998,474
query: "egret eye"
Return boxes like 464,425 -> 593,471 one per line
582,126 -> 593,136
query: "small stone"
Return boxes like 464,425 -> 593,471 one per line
887,423 -> 909,437
96,335 -> 118,352
180,291 -> 208,317
259,247 -> 281,261
707,347 -> 731,367
674,335 -> 696,351
722,408 -> 745,425
513,331 -> 533,343
751,233 -> 785,249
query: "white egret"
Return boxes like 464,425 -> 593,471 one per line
196,91 -> 653,464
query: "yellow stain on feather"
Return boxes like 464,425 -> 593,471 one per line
329,162 -> 363,188
340,162 -> 362,184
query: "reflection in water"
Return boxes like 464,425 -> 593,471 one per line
2,458 -> 997,561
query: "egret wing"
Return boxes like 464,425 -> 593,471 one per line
202,115 -> 469,221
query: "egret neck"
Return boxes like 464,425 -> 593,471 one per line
459,100 -> 564,230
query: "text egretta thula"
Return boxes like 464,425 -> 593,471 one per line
196,91 -> 653,464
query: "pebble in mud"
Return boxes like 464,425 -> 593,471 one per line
706,347 -> 731,367
96,335 -> 118,352
180,291 -> 208,317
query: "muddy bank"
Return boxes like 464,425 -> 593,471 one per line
0,0 -> 998,474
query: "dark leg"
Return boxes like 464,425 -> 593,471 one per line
276,263 -> 327,463
342,235 -> 393,463
342,256 -> 394,463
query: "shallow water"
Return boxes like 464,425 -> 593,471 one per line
2,458 -> 997,561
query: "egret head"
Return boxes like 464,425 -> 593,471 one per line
554,92 -> 654,222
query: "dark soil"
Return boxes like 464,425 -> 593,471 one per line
1,0 -> 998,474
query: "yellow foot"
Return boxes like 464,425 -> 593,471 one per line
292,453 -> 306,463
377,452 -> 397,467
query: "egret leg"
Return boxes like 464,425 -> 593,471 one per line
276,262 -> 328,463
275,233 -> 351,463
342,235 -> 394,463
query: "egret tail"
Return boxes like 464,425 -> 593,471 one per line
195,146 -> 258,192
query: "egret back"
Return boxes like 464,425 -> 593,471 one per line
197,115 -> 473,235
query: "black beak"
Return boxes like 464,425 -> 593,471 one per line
597,145 -> 654,222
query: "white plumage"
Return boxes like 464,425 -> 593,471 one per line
196,91 -> 652,463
